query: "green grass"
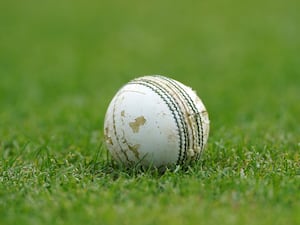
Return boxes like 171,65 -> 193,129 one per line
0,0 -> 300,224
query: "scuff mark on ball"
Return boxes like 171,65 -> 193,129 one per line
127,144 -> 141,159
129,116 -> 146,133
104,127 -> 113,145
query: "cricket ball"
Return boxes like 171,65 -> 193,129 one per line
104,75 -> 209,167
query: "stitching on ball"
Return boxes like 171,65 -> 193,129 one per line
157,75 -> 204,159
130,79 -> 188,165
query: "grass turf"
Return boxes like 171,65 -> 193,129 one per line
0,0 -> 300,224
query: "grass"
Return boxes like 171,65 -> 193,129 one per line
0,0 -> 300,224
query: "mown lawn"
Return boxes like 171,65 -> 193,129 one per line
0,0 -> 299,224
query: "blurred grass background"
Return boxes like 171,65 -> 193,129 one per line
0,0 -> 299,224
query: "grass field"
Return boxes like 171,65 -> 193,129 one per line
0,0 -> 300,224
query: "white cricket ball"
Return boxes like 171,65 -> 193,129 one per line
104,75 -> 209,167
